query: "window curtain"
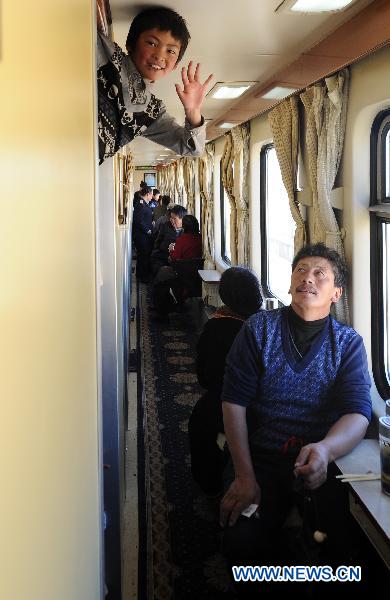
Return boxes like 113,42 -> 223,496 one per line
268,96 -> 306,253
300,69 -> 350,323
157,163 -> 177,202
198,143 -> 215,268
174,160 -> 186,206
232,122 -> 250,266
221,123 -> 251,265
182,157 -> 197,215
114,149 -> 133,226
221,131 -> 236,263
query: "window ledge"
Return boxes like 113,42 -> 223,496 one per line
369,204 -> 390,214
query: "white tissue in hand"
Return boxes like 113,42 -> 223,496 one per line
241,504 -> 258,518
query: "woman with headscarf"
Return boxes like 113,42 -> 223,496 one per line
188,267 -> 263,496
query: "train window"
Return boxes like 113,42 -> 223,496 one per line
260,144 -> 296,305
144,172 -> 156,187
370,109 -> 390,399
220,160 -> 232,264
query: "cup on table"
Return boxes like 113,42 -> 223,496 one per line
379,416 -> 390,496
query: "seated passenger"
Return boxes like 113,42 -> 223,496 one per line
151,204 -> 187,276
220,243 -> 371,579
153,194 -> 171,224
169,214 -> 202,261
188,267 -> 263,496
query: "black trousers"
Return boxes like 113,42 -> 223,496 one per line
221,453 -> 368,598
134,233 -> 152,281
188,392 -> 226,495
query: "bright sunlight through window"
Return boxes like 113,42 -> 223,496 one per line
265,147 -> 296,305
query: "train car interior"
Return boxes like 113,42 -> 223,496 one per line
1,0 -> 390,599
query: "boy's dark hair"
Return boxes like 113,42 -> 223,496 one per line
219,267 -> 263,319
140,185 -> 152,196
182,214 -> 199,235
170,204 -> 187,219
153,189 -> 160,196
291,242 -> 348,288
126,7 -> 190,63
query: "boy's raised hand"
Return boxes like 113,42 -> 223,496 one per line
175,61 -> 213,128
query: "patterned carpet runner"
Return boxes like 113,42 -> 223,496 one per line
139,286 -> 237,600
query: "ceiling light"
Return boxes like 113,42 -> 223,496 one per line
278,0 -> 355,12
218,122 -> 237,129
207,82 -> 256,100
260,85 -> 298,100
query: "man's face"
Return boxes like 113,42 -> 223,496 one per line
143,192 -> 153,203
170,214 -> 182,229
289,256 -> 342,318
130,28 -> 181,82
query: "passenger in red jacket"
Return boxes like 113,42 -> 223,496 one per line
169,214 -> 202,261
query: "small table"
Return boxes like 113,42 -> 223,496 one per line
198,270 -> 221,306
335,439 -> 390,569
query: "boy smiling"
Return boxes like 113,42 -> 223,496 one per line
97,7 -> 213,163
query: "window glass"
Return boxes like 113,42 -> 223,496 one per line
263,146 -> 296,305
381,221 -> 390,386
370,109 -> 390,399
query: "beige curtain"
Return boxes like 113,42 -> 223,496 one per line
232,122 -> 250,265
268,96 -> 306,253
220,123 -> 251,265
174,160 -> 186,205
198,143 -> 215,267
300,69 -> 350,323
182,157 -> 197,215
221,131 -> 236,263
114,149 -> 133,226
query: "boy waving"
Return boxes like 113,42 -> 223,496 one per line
97,7 -> 213,163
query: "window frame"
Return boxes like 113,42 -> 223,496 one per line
260,144 -> 274,300
220,159 -> 232,265
370,108 -> 390,399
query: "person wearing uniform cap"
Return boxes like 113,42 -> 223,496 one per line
188,267 -> 263,496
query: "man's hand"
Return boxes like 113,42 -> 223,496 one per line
175,62 -> 213,128
293,442 -> 330,490
220,475 -> 260,528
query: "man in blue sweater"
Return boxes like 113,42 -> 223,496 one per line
220,243 -> 371,572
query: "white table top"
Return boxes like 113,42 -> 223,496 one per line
335,439 -> 390,539
198,269 -> 221,282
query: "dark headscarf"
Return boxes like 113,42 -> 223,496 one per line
218,267 -> 263,319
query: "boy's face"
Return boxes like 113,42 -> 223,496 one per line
130,28 -> 181,82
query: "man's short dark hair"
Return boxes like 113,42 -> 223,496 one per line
126,7 -> 190,63
170,205 -> 187,219
140,186 -> 152,196
153,189 -> 160,196
292,243 -> 348,288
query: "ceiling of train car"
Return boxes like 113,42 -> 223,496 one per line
109,0 -> 375,166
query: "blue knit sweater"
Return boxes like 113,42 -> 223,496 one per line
222,307 -> 371,453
